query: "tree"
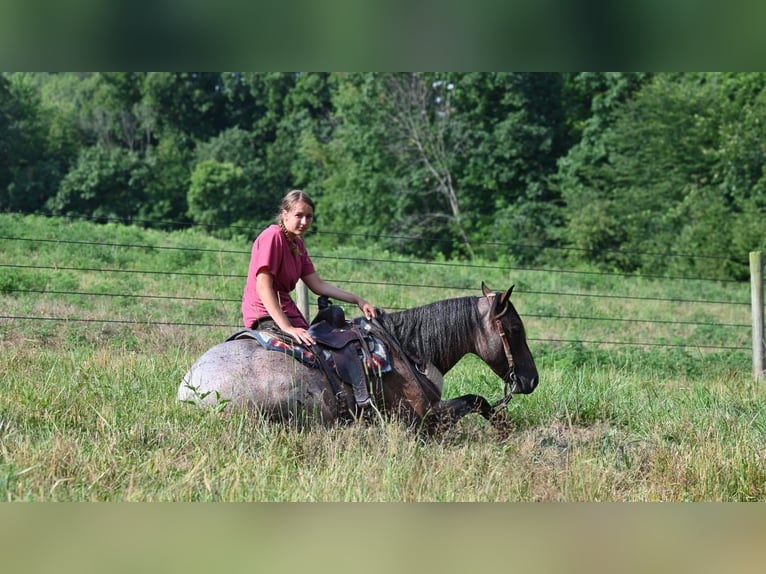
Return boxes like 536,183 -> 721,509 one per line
318,73 -> 411,253
82,72 -> 149,152
558,72 -> 766,280
143,72 -> 229,145
0,73 -> 70,213
383,73 -> 474,256
187,159 -> 251,237
192,126 -> 269,232
319,73 -> 575,261
452,72 -> 572,262
322,73 -> 485,258
48,144 -> 145,220
135,135 -> 192,227
233,72 -> 334,218
0,73 -> 29,209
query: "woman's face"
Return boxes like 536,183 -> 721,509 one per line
282,201 -> 314,237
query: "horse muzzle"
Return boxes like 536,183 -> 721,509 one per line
516,373 -> 539,394
507,368 -> 538,394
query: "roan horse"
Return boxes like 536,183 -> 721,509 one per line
178,282 -> 538,434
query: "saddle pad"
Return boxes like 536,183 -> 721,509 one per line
227,329 -> 319,366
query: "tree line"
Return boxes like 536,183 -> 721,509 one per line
2,72 -> 765,280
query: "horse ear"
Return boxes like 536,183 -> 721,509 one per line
481,281 -> 493,297
501,285 -> 515,304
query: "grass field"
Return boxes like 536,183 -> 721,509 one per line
1,214 -> 765,501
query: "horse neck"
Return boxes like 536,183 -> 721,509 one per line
381,297 -> 480,374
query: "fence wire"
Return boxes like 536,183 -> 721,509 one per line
0,231 -> 754,353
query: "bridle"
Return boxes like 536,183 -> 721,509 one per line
487,292 -> 520,412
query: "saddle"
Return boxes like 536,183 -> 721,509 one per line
309,320 -> 374,408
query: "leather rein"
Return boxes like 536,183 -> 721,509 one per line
487,293 -> 519,412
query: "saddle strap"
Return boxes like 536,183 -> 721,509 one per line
311,344 -> 356,415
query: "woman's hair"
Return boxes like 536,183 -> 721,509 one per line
276,189 -> 315,223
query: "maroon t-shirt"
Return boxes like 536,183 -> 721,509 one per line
241,224 -> 316,329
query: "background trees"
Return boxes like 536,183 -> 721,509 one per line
2,72 -> 765,279
558,72 -> 766,279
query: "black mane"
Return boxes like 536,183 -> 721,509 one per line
375,296 -> 481,373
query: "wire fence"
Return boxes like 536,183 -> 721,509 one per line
0,225 -> 755,357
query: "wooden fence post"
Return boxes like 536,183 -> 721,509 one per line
751,251 -> 764,382
296,279 -> 310,323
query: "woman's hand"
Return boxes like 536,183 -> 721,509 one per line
285,325 -> 315,346
358,299 -> 377,320
302,273 -> 378,321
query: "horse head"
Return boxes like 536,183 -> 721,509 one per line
480,282 -> 539,395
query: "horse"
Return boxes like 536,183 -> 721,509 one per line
177,282 -> 538,434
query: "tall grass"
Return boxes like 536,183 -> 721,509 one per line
1,214 -> 764,501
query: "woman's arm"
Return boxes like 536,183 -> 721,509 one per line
255,272 -> 316,345
302,272 -> 377,320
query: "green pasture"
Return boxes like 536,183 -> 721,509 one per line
1,214 -> 764,501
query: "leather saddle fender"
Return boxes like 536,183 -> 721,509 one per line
308,319 -> 372,407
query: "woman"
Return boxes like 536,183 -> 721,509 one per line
241,190 -> 377,346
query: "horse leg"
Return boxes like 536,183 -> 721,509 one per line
420,393 -> 498,435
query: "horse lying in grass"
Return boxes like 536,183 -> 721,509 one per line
178,282 -> 538,434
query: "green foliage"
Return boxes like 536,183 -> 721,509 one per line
318,74 -> 404,250
187,159 -> 251,236
48,144 -> 145,220
87,72 -> 149,151
455,73 -> 570,249
195,126 -> 255,168
731,200 -> 766,264
559,73 -> 766,279
3,72 -> 766,278
0,268 -> 47,294
143,72 -> 229,144
136,136 -> 192,226
0,73 -> 70,212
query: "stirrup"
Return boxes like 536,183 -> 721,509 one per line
355,397 -> 372,408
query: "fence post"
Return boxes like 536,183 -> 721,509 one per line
296,279 -> 310,323
751,251 -> 764,382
